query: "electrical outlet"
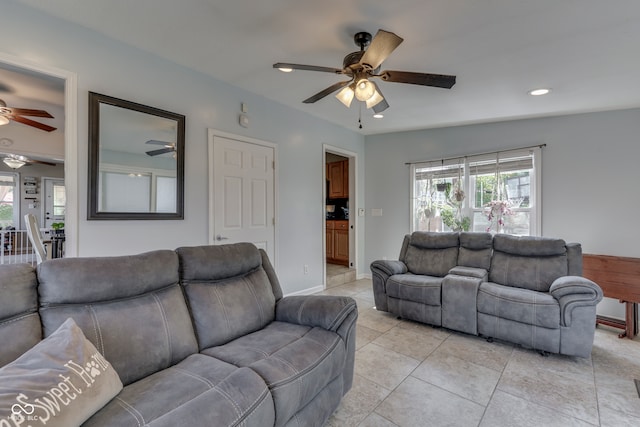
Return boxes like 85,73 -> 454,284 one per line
304,264 -> 309,274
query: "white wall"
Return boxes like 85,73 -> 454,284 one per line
365,108 -> 640,319
1,2 -> 365,295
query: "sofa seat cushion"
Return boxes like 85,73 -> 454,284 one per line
83,354 -> 274,427
202,321 -> 346,427
477,282 -> 560,329
386,274 -> 442,306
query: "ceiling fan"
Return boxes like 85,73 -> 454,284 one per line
0,99 -> 57,132
273,29 -> 456,114
2,153 -> 56,169
145,140 -> 175,157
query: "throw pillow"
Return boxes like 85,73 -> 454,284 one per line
0,318 -> 123,427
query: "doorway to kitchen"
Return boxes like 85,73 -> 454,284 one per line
323,145 -> 357,289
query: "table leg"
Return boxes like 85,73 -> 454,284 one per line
625,302 -> 638,339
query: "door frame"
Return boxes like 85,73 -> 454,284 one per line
0,52 -> 78,256
323,144 -> 358,288
207,128 -> 279,268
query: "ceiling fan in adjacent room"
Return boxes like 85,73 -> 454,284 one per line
2,153 -> 56,169
0,99 -> 57,132
145,140 -> 176,157
273,29 -> 456,115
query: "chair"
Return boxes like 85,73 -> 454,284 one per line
24,214 -> 47,264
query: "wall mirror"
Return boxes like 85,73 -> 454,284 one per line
88,92 -> 185,220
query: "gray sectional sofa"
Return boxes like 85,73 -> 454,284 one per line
371,232 -> 603,357
0,243 -> 357,426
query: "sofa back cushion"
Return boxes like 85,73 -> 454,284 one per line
177,243 -> 278,349
489,235 -> 568,292
37,250 -> 198,386
0,264 -> 41,367
402,232 -> 459,277
458,232 -> 493,270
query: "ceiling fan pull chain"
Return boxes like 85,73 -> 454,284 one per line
358,103 -> 363,129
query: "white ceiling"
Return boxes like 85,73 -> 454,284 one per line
13,0 -> 640,135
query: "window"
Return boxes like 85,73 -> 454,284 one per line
411,147 -> 541,235
0,173 -> 19,229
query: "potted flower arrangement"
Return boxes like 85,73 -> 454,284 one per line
484,200 -> 512,233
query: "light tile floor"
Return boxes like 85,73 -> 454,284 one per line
317,279 -> 640,427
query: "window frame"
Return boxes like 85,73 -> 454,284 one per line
0,172 -> 20,229
410,147 -> 541,236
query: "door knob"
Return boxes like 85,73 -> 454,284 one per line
216,235 -> 229,241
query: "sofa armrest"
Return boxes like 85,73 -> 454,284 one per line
370,260 -> 407,312
276,295 -> 357,335
370,260 -> 407,277
550,276 -> 604,326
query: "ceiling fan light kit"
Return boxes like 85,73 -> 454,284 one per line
335,84 -> 355,107
2,153 -> 56,169
273,29 -> 456,120
3,157 -> 26,169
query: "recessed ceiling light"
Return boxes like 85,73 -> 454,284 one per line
278,67 -> 293,73
528,88 -> 551,96
373,113 -> 384,119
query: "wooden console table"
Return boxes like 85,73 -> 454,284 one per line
583,254 -> 640,339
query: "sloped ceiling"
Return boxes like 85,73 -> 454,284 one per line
11,0 -> 640,135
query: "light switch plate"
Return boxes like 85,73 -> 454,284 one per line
371,208 -> 383,217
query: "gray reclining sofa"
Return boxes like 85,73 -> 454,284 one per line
0,243 -> 357,426
371,232 -> 603,358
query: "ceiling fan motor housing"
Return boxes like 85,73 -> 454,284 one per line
353,32 -> 372,49
343,51 -> 364,71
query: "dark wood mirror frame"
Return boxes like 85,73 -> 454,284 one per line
88,92 -> 185,220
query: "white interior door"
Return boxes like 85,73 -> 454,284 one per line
43,178 -> 65,229
210,133 -> 276,261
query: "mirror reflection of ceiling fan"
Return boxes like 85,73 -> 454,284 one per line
274,29 -> 456,115
2,153 -> 56,169
145,140 -> 176,157
0,99 -> 57,132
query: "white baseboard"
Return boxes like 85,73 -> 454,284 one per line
284,285 -> 324,297
358,273 -> 372,280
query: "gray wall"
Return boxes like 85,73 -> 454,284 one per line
365,108 -> 640,318
2,2 -> 365,295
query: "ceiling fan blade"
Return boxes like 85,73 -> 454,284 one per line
28,159 -> 57,166
10,108 -> 54,118
10,115 -> 57,132
359,30 -> 403,71
146,147 -> 175,156
379,70 -> 456,89
303,80 -> 352,104
146,139 -> 173,146
273,63 -> 345,74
